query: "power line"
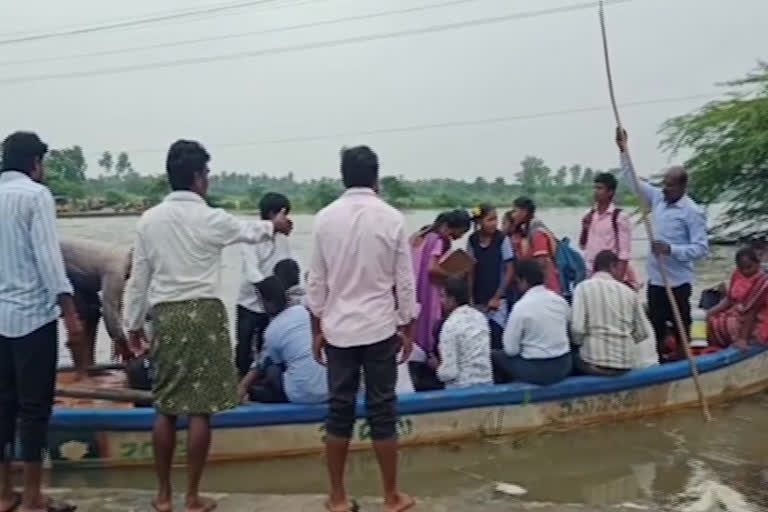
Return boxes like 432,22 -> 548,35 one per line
0,0 -> 290,46
108,92 -> 715,156
1,0 -> 491,67
0,0 -> 634,86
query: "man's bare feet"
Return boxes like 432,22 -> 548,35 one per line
324,498 -> 359,512
383,492 -> 415,512
0,492 -> 20,512
185,496 -> 216,512
151,498 -> 173,512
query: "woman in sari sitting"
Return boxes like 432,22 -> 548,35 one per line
409,209 -> 470,389
707,247 -> 768,349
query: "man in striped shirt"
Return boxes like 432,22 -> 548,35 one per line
571,250 -> 649,376
0,132 -> 82,512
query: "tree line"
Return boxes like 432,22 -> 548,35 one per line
7,63 -> 767,239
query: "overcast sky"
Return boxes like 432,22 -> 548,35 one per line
1,0 -> 765,180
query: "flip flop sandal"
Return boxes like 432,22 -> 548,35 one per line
0,493 -> 21,512
45,500 -> 77,512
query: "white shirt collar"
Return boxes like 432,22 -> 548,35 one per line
0,170 -> 31,183
342,187 -> 376,198
593,271 -> 615,281
164,190 -> 206,204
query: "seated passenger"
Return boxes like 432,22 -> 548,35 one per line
238,276 -> 328,404
274,258 -> 306,307
571,250 -> 649,376
435,278 -> 493,389
492,259 -> 572,385
707,247 -> 768,349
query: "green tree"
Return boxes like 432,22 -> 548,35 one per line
517,156 -> 549,195
380,176 -> 411,208
581,167 -> 595,186
554,165 -> 567,187
569,165 -> 582,186
98,151 -> 113,175
115,152 -> 133,177
307,181 -> 340,211
661,63 -> 768,238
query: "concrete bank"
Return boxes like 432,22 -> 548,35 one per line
46,487 -> 655,511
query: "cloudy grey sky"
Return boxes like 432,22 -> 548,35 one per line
1,0 -> 765,180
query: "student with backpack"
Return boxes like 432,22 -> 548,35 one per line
579,172 -> 638,289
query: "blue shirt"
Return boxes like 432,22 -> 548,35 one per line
0,171 -> 73,337
620,154 -> 709,287
260,305 -> 328,404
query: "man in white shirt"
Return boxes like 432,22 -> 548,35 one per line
307,146 -> 417,512
571,250 -> 649,376
123,140 -> 291,512
492,259 -> 572,386
235,192 -> 294,377
0,132 -> 82,512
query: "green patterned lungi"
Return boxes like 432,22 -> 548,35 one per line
150,298 -> 238,415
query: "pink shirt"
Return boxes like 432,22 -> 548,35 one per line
307,188 -> 418,348
581,204 -> 637,287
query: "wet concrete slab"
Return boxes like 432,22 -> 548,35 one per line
45,487 -> 654,511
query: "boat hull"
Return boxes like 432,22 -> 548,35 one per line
48,347 -> 768,468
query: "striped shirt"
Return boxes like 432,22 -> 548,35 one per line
0,171 -> 73,337
571,271 -> 648,370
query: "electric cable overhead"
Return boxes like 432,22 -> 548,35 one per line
1,0 -> 492,67
0,0 -> 290,46
0,0 -> 634,86
109,92 -> 714,155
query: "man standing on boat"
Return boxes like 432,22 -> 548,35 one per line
0,131 -> 82,512
617,128 -> 708,362
122,140 -> 291,512
61,238 -> 133,379
308,146 -> 417,512
579,171 -> 638,289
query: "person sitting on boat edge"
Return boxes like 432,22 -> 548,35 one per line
706,247 -> 768,349
492,259 -> 572,386
467,204 -> 515,350
239,275 -> 328,404
571,250 -> 649,377
274,258 -> 306,308
434,278 -> 493,389
236,192 -> 295,378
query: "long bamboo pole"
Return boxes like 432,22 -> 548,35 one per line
598,0 -> 711,421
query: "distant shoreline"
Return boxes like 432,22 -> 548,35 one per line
57,211 -> 144,219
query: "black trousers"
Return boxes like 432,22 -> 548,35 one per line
248,360 -> 289,404
235,306 -> 270,378
326,336 -> 399,441
0,321 -> 58,462
647,283 -> 692,362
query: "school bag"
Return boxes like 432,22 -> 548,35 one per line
554,237 -> 587,299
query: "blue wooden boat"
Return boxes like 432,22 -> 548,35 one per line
48,345 -> 768,468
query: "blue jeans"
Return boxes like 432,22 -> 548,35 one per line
492,350 -> 572,386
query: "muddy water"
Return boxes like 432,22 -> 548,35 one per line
55,207 -> 768,511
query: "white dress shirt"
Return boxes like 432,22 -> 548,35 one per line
237,233 -> 294,313
0,171 -> 73,338
502,285 -> 571,360
123,191 -> 274,332
307,188 -> 418,348
571,272 -> 649,370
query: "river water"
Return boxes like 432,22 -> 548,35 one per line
54,208 -> 768,511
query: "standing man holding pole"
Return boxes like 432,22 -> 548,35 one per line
616,129 -> 709,362
308,146 -> 417,512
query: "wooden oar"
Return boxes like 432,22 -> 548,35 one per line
56,385 -> 152,404
598,0 -> 712,421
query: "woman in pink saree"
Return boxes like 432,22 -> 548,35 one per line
410,210 -> 471,362
707,247 -> 768,349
